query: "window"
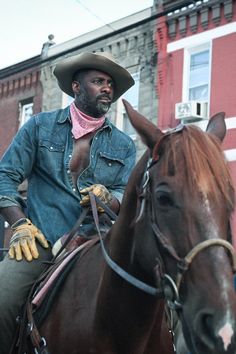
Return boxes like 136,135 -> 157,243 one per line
19,99 -> 34,128
189,50 -> 209,100
183,43 -> 211,103
122,72 -> 140,137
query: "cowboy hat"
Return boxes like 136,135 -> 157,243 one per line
53,52 -> 135,102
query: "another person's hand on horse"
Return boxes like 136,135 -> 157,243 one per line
9,218 -> 49,261
80,184 -> 112,213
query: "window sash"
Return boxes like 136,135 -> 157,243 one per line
19,102 -> 33,127
183,43 -> 211,103
188,50 -> 209,101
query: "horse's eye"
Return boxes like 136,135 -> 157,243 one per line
156,192 -> 174,207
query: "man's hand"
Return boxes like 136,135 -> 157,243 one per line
80,184 -> 112,212
9,218 -> 49,262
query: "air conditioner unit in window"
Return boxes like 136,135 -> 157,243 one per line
175,101 -> 208,121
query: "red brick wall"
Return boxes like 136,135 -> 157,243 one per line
0,69 -> 43,157
210,33 -> 236,118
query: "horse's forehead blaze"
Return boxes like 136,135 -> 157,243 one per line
196,174 -> 212,194
202,195 -> 212,214
218,322 -> 234,351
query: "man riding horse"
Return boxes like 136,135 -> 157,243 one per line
0,51 -> 136,353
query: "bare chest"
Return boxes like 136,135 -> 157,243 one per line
69,132 -> 94,182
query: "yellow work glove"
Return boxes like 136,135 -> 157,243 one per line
9,218 -> 49,262
80,184 -> 112,213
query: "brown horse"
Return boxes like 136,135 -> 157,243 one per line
28,100 -> 236,354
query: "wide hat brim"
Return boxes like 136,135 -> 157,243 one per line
53,52 -> 135,102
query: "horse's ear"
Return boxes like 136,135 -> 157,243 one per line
206,112 -> 226,142
122,99 -> 163,150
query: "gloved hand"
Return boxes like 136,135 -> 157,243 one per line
9,218 -> 49,262
80,184 -> 112,212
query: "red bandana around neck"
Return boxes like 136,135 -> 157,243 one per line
70,102 -> 105,139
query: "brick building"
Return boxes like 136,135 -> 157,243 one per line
0,62 -> 42,157
155,0 -> 236,245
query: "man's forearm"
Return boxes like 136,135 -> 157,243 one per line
0,206 -> 26,226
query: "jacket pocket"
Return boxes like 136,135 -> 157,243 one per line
94,152 -> 125,186
38,140 -> 65,173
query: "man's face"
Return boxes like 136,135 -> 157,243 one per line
72,70 -> 115,118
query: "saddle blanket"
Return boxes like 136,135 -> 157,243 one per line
32,239 -> 94,308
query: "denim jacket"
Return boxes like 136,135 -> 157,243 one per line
0,106 -> 136,244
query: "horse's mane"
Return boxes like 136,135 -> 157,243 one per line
154,125 -> 235,213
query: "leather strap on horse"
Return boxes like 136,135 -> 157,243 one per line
52,206 -> 90,260
52,198 -> 117,260
27,300 -> 50,354
175,238 -> 236,290
89,192 -> 163,297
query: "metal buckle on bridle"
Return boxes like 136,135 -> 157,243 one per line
34,337 -> 47,354
162,274 -> 182,311
27,321 -> 34,335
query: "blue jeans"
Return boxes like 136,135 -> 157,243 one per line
0,245 -> 52,354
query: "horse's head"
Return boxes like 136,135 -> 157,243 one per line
123,99 -> 236,354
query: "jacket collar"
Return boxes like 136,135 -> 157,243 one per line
57,106 -> 71,124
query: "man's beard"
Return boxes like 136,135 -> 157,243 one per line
76,92 -> 111,117
96,101 -> 110,115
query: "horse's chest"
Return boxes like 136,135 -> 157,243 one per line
69,133 -> 93,182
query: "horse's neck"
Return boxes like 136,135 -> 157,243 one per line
95,201 -> 162,353
108,152 -> 150,260
93,154 -> 167,352
108,193 -> 137,261
108,156 -> 147,261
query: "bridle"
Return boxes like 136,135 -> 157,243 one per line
137,157 -> 236,309
91,155 -> 236,312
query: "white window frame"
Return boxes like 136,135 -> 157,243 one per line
182,42 -> 212,106
19,101 -> 33,128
